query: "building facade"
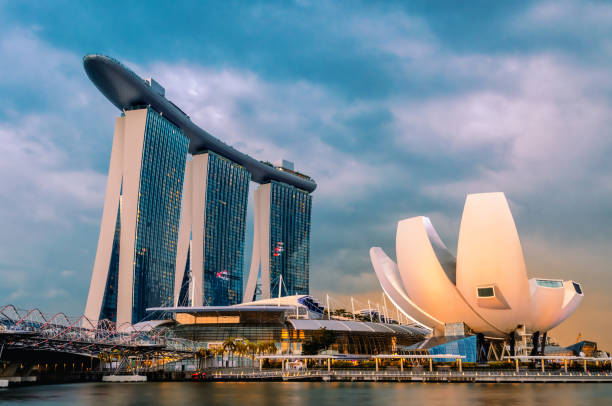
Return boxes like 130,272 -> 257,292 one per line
85,107 -> 189,326
244,178 -> 312,302
174,152 -> 250,307
83,55 -> 316,328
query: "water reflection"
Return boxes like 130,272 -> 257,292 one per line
1,382 -> 610,406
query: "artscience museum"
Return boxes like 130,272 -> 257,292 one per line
370,192 -> 583,351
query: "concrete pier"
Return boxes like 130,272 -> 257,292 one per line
204,369 -> 612,383
102,375 -> 147,383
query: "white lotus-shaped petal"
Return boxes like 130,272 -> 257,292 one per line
369,247 -> 443,331
456,192 -> 530,331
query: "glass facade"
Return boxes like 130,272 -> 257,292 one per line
269,181 -> 312,297
178,246 -> 191,306
536,279 -> 563,288
429,335 -> 477,363
202,152 -> 250,306
99,205 -> 121,322
132,108 -> 189,322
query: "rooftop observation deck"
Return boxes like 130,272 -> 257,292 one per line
83,54 -> 316,193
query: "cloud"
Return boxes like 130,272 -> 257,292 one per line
150,62 -> 390,202
0,27 -> 107,312
1,0 -> 611,349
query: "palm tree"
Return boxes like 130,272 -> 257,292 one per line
212,346 -> 225,368
235,340 -> 248,368
266,342 -> 278,355
196,347 -> 207,370
223,337 -> 237,367
247,341 -> 258,368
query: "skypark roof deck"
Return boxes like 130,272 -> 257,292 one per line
83,54 -> 316,192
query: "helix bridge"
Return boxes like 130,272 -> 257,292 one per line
0,304 -> 199,374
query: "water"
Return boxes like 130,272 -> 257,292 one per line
1,382 -> 611,406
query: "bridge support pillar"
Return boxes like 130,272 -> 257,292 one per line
515,358 -> 519,373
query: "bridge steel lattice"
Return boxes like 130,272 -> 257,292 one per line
0,304 -> 199,375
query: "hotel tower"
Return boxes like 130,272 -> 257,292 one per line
82,55 -> 315,326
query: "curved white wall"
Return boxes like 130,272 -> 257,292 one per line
527,279 -> 566,332
456,192 -> 530,333
544,281 -> 584,331
370,247 -> 442,332
396,216 -> 502,336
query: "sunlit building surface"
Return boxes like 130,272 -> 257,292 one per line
82,54 -> 316,327
370,192 -> 584,353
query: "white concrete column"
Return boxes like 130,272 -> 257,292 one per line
190,154 -> 209,307
174,159 -> 193,305
244,184 -> 271,301
116,109 -> 148,328
84,116 -> 125,323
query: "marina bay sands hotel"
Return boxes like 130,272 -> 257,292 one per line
82,55 -> 315,326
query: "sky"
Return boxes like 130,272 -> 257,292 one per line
1,0 -> 611,349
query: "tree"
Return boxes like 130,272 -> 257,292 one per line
223,337 -> 237,367
234,340 -> 248,368
196,347 -> 211,370
332,308 -> 346,316
247,341 -> 258,368
302,328 -> 337,355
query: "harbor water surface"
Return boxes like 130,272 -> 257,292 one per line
1,382 -> 611,406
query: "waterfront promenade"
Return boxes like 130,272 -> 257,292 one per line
201,368 -> 612,383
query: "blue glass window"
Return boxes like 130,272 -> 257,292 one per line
202,152 -> 250,306
99,205 -> 121,322
536,279 -> 563,288
132,108 -> 188,323
269,181 -> 312,296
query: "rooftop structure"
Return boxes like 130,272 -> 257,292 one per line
147,295 -> 428,354
83,54 -> 316,192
